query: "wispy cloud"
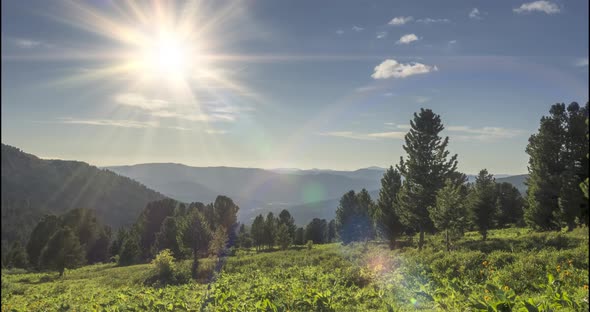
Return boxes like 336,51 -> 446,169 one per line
469,8 -> 482,19
336,29 -> 345,35
447,126 -> 527,141
414,96 -> 431,103
371,59 -> 438,79
397,34 -> 419,44
448,40 -> 458,45
59,118 -> 162,129
115,93 -> 170,111
319,131 -> 376,140
14,38 -> 43,48
575,58 -> 589,67
355,85 -> 379,93
513,1 -> 560,14
352,25 -> 364,32
113,93 -> 239,122
388,16 -> 413,26
205,129 -> 228,135
321,125 -> 525,142
416,18 -> 450,24
58,117 -> 199,131
376,31 -> 387,39
367,131 -> 406,139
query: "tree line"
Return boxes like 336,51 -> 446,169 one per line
333,103 -> 588,250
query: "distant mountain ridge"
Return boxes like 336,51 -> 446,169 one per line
106,163 -> 527,224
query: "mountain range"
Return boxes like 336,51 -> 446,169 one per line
106,163 -> 528,225
1,143 -> 528,253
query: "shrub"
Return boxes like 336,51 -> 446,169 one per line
306,240 -> 313,250
152,249 -> 175,281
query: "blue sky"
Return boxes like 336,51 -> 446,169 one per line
1,0 -> 588,174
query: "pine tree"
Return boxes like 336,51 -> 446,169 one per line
251,214 -> 265,251
27,214 -> 61,269
118,235 -> 141,266
327,220 -> 337,243
526,103 -> 589,230
276,224 -> 292,250
263,212 -> 277,250
429,179 -> 467,251
468,169 -> 497,240
375,166 -> 404,249
182,211 -> 212,278
335,190 -> 373,244
397,108 -> 458,249
154,217 -> 183,259
39,226 -> 85,276
278,209 -> 297,241
294,227 -> 305,245
495,182 -> 525,226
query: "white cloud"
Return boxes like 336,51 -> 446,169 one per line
414,96 -> 431,103
352,25 -> 364,32
513,1 -> 560,14
371,59 -> 438,79
376,32 -> 387,39
114,92 -> 239,122
319,130 -> 406,140
115,93 -> 169,111
336,29 -> 344,35
575,58 -> 589,67
355,85 -> 379,93
59,118 -> 160,129
367,131 -> 406,139
383,92 -> 396,97
14,38 -> 43,48
388,16 -> 413,26
205,129 -> 228,135
448,40 -> 457,45
469,8 -> 481,19
416,18 -> 450,24
319,131 -> 376,140
446,126 -> 527,141
397,34 -> 419,44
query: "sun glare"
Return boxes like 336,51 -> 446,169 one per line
139,32 -> 193,79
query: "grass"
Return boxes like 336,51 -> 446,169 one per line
2,227 -> 589,311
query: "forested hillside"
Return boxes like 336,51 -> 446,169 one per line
1,144 -> 165,254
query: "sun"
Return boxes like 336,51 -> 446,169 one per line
138,31 -> 194,79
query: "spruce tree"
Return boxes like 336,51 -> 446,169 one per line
429,179 -> 467,251
396,108 -> 458,249
468,169 -> 497,240
375,166 -> 404,249
39,226 -> 85,276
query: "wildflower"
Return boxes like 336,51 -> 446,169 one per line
485,289 -> 489,294
503,286 -> 510,291
568,260 -> 573,265
482,261 -> 488,267
583,284 -> 588,290
484,295 -> 491,301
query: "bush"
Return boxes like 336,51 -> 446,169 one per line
306,240 -> 313,250
152,249 -> 175,281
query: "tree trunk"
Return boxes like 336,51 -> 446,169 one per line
418,225 -> 424,250
388,238 -> 396,250
445,229 -> 450,252
191,249 -> 199,278
482,230 -> 487,241
59,268 -> 64,277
